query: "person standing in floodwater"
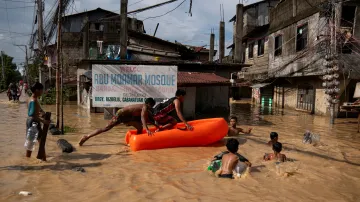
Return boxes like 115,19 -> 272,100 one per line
26,82 -> 50,157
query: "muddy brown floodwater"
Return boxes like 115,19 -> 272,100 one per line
1,93 -> 360,202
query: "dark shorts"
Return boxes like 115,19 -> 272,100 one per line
219,174 -> 233,179
26,117 -> 42,140
153,114 -> 176,125
110,109 -> 141,125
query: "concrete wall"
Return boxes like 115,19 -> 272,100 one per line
178,87 -> 196,119
268,13 -> 326,77
245,37 -> 269,75
196,86 -> 229,112
62,10 -> 115,32
77,65 -> 89,106
269,0 -> 326,33
272,77 -> 329,115
243,1 -> 278,35
63,46 -> 84,76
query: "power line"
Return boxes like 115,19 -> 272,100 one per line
0,5 -> 35,9
1,0 -> 34,3
3,0 -> 13,45
142,0 -> 186,21
129,0 -> 144,7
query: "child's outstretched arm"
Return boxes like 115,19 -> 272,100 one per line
237,127 -> 252,134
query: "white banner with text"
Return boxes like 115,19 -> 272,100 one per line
92,64 -> 178,107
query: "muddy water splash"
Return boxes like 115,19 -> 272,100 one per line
0,94 -> 360,202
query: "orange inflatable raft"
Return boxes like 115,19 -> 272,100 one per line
125,118 -> 228,151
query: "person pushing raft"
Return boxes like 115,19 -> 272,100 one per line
152,89 -> 193,132
79,98 -> 158,146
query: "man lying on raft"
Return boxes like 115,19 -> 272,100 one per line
152,89 -> 193,132
79,98 -> 157,146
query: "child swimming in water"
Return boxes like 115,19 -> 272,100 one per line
216,138 -> 252,179
267,132 -> 278,146
228,116 -> 252,136
264,142 -> 287,162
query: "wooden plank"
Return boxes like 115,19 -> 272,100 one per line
37,112 -> 51,161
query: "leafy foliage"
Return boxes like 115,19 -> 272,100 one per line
26,87 -> 77,105
0,52 -> 22,89
40,87 -> 77,105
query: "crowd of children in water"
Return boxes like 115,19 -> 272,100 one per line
25,81 -> 288,180
208,117 -> 287,179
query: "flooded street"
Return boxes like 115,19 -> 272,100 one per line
1,94 -> 360,202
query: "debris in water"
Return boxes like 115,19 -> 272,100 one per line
19,191 -> 32,196
72,167 -> 85,173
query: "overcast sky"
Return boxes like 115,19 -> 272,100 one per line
0,0 -> 261,70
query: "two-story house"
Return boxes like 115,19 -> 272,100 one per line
227,0 -> 279,102
268,0 -> 360,115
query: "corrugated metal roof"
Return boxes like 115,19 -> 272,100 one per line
178,72 -> 229,85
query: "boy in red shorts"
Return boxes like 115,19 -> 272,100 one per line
152,89 -> 193,133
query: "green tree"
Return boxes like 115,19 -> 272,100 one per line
0,52 -> 22,89
27,59 -> 41,84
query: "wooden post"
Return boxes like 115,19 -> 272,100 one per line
37,0 -> 44,85
37,112 -> 51,161
56,0 -> 62,128
120,0 -> 128,59
282,87 -> 285,109
153,23 -> 159,36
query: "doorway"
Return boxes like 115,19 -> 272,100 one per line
296,84 -> 315,113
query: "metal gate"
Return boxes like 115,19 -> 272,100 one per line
297,84 -> 315,113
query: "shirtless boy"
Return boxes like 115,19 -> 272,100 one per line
267,132 -> 278,146
228,116 -> 252,136
79,98 -> 157,146
264,142 -> 287,162
26,82 -> 50,157
217,138 -> 252,179
153,89 -> 193,131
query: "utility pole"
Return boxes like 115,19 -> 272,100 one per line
323,0 -> 341,124
37,0 -> 44,85
1,51 -> 4,81
25,47 -> 29,85
56,0 -> 62,128
120,0 -> 128,59
61,51 -> 64,133
14,45 -> 29,85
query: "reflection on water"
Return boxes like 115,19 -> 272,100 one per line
0,94 -> 360,202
